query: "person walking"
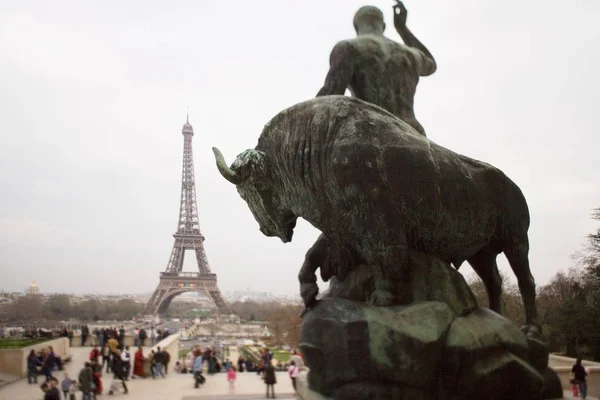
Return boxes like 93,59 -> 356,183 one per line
81,325 -> 90,346
43,377 -> 61,400
101,344 -> 111,373
60,372 -> 73,399
99,328 -> 106,348
571,358 -> 588,399
41,348 -> 55,382
264,362 -> 277,399
138,328 -> 147,346
193,353 -> 205,388
89,345 -> 101,364
133,346 -> 145,378
121,345 -> 132,379
162,348 -> 171,374
118,326 -> 126,350
227,366 -> 237,394
153,346 -> 166,378
288,360 -> 299,392
109,350 -> 129,395
78,362 -> 94,400
150,327 -> 156,346
27,349 -> 41,384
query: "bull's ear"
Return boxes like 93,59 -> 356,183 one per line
232,150 -> 269,182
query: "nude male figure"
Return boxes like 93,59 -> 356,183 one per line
317,1 -> 436,136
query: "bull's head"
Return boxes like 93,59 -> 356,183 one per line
212,147 -> 297,243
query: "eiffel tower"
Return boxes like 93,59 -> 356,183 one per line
144,116 -> 229,315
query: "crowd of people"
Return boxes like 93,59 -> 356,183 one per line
33,325 -> 175,399
26,346 -> 64,383
22,325 -> 305,399
170,345 -> 304,397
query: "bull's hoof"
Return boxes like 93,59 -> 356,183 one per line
369,290 -> 394,306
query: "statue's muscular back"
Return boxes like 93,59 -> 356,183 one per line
346,34 -> 425,135
317,3 -> 436,136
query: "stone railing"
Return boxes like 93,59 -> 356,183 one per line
69,334 -> 136,348
0,337 -> 70,378
138,333 -> 180,377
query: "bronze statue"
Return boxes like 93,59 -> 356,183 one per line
317,1 -> 436,136
212,96 -> 537,333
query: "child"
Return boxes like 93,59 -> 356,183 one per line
288,360 -> 299,392
227,366 -> 237,394
69,380 -> 79,400
60,372 -> 73,399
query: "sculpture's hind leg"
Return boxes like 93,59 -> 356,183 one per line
503,238 -> 538,334
467,248 -> 502,314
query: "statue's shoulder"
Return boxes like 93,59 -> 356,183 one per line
328,39 -> 358,58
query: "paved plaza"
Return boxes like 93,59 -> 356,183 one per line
0,347 -> 295,400
0,346 -> 597,399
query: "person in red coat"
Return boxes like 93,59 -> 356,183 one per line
132,347 -> 145,378
89,346 -> 101,363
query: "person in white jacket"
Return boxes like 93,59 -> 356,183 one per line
121,346 -> 131,379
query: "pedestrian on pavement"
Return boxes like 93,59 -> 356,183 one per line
152,348 -> 165,378
121,345 -> 132,379
60,372 -> 73,399
118,325 -> 126,350
571,358 -> 588,399
109,350 -> 129,395
78,362 -> 94,400
81,325 -> 90,347
101,343 -> 111,373
193,353 -> 205,388
288,360 -> 299,392
27,349 -> 41,384
89,345 -> 101,364
43,377 -> 61,400
227,366 -> 237,394
138,328 -> 147,346
150,326 -> 156,346
264,362 -> 277,399
133,346 -> 145,378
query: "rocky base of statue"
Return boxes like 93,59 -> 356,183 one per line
299,254 -> 563,400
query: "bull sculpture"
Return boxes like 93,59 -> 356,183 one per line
212,96 -> 538,332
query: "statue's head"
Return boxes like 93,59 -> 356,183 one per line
212,147 -> 297,243
353,6 -> 385,35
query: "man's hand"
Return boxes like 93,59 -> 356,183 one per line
300,282 -> 319,309
393,0 -> 408,31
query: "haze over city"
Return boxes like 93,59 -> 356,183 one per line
1,0 -> 599,296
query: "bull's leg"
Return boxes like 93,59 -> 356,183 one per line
503,240 -> 539,336
467,249 -> 502,314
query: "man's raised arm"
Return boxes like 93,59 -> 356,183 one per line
317,41 -> 355,97
393,1 -> 437,76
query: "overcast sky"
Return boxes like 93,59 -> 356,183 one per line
0,0 -> 599,297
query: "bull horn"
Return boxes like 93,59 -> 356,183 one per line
213,147 -> 242,185
212,147 -> 242,185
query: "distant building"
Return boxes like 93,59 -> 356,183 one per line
26,281 -> 40,296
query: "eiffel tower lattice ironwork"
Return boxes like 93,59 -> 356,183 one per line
144,116 -> 229,315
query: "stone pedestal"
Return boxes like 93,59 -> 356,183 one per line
300,253 -> 563,400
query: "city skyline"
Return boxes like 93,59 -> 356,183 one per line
1,0 -> 599,297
